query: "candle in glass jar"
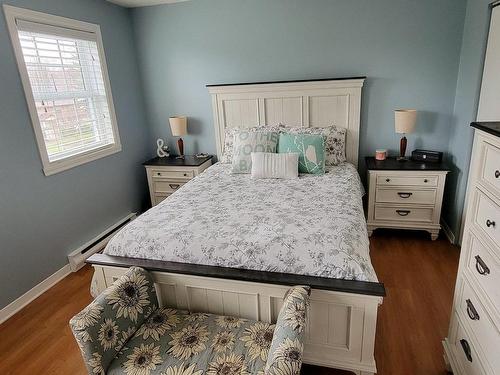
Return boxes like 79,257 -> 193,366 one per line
375,149 -> 387,161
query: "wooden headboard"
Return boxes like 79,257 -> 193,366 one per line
207,77 -> 365,167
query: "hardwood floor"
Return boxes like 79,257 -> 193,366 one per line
0,230 -> 459,375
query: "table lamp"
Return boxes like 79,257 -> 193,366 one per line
169,116 -> 188,159
395,109 -> 417,161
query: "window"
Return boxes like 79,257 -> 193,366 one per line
4,5 -> 121,175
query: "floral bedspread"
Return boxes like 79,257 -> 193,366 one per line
104,163 -> 377,282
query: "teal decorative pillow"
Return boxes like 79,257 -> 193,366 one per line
278,133 -> 326,174
231,131 -> 279,173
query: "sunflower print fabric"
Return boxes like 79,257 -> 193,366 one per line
107,310 -> 274,375
70,267 -> 158,375
72,266 -> 310,375
265,286 -> 311,375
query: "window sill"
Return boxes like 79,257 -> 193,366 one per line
42,143 -> 122,176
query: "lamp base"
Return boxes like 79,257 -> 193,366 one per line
176,138 -> 184,159
396,156 -> 409,162
399,135 -> 408,160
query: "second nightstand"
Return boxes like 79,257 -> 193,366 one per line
144,155 -> 213,206
365,156 -> 449,240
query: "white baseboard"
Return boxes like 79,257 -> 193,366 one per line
0,264 -> 71,325
441,219 -> 456,245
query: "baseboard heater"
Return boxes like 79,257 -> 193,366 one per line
67,213 -> 136,272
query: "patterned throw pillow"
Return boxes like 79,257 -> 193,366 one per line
220,125 -> 281,163
278,133 -> 326,174
231,131 -> 279,173
284,126 -> 346,165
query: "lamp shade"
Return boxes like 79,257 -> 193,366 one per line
395,109 -> 417,134
169,116 -> 188,136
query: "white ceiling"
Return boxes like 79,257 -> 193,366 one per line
106,0 -> 189,8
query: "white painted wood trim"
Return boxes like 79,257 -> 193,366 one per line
3,5 -> 121,176
0,264 -> 71,324
207,79 -> 365,167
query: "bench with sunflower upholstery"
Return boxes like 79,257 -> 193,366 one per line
70,267 -> 310,375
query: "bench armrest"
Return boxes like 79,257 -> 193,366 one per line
265,286 -> 311,375
70,267 -> 158,375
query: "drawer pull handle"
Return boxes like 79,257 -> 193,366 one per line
169,184 -> 180,190
183,173 -> 188,177
397,192 -> 413,198
495,170 -> 500,178
460,339 -> 473,362
475,255 -> 490,275
424,179 -> 428,183
385,178 -> 391,182
466,299 -> 480,320
157,172 -> 161,176
396,210 -> 411,216
486,219 -> 496,228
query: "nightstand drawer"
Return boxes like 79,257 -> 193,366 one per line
456,277 -> 500,371
374,206 -> 433,223
153,180 -> 186,194
153,194 -> 170,205
376,175 -> 438,187
151,169 -> 194,180
474,191 -> 500,245
480,142 -> 500,197
465,234 -> 500,309
375,188 -> 436,205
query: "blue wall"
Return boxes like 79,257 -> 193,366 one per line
0,0 -> 150,309
132,0 -> 466,170
0,0 -> 490,310
444,0 -> 492,240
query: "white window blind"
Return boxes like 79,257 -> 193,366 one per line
18,22 -> 115,162
4,5 -> 121,175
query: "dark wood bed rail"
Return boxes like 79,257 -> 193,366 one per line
87,254 -> 386,297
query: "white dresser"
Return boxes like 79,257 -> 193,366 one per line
144,155 -> 212,206
443,124 -> 500,375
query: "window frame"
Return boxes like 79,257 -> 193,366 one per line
3,5 -> 121,176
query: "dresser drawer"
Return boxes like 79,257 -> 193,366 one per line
151,169 -> 194,180
449,315 -> 486,375
374,206 -> 433,223
376,175 -> 438,187
456,277 -> 500,370
375,188 -> 436,205
153,180 -> 186,194
465,234 -> 500,310
480,142 -> 500,197
474,191 -> 500,245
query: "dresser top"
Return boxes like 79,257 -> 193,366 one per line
471,122 -> 500,138
143,155 -> 213,167
365,156 -> 450,171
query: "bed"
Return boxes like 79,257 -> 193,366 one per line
88,77 -> 385,375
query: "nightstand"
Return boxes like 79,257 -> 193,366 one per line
143,155 -> 213,206
366,157 -> 449,240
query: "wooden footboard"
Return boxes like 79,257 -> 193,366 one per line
88,255 -> 383,374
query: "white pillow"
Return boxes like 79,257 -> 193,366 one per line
251,152 -> 299,179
